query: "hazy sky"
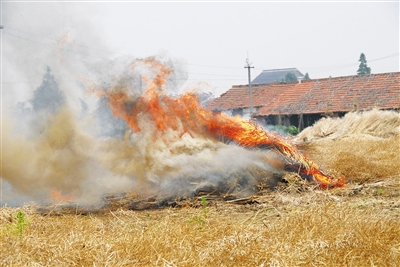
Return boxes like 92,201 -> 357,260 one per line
2,1 -> 399,97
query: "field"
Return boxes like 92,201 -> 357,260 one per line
1,109 -> 399,266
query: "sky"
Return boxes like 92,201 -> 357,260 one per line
1,0 -> 399,98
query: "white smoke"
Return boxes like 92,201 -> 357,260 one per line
1,3 -> 283,207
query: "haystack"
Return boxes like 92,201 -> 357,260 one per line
295,108 -> 400,142
294,109 -> 400,184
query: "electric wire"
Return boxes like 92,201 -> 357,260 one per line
2,24 -> 399,84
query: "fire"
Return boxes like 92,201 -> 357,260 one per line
98,58 -> 345,188
50,189 -> 75,201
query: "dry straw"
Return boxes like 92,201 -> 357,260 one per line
1,109 -> 399,266
295,109 -> 400,184
296,108 -> 400,141
1,193 -> 399,266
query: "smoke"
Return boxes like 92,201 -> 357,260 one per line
1,3 -> 284,207
2,55 -> 284,206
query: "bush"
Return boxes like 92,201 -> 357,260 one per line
270,125 -> 299,136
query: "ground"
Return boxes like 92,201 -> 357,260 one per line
1,110 -> 399,266
1,176 -> 399,267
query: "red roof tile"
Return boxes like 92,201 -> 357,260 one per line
207,72 -> 400,115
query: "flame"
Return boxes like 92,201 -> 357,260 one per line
97,58 -> 346,188
50,189 -> 75,201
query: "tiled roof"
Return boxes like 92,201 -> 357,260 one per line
252,68 -> 304,84
207,72 -> 400,116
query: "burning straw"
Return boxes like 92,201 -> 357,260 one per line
96,58 -> 345,189
2,56 -> 344,207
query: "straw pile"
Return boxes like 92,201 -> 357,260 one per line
295,109 -> 400,184
296,108 -> 400,141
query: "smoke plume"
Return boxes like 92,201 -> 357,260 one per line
2,3 -> 285,206
2,58 -> 283,206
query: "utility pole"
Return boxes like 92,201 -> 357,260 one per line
244,57 -> 254,118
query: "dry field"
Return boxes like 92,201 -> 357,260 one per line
1,109 -> 399,266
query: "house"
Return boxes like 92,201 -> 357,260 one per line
252,68 -> 304,84
207,72 -> 400,130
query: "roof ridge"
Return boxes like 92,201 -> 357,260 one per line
207,71 -> 400,113
262,68 -> 298,72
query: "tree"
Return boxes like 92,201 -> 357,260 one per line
304,73 -> 310,80
284,72 -> 298,82
276,72 -> 299,83
357,53 -> 371,75
30,66 -> 66,113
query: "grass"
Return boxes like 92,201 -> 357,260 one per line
0,211 -> 29,237
14,211 -> 28,236
186,197 -> 209,228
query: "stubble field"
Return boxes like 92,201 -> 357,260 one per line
1,109 -> 399,266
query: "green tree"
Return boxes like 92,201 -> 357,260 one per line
304,73 -> 310,80
277,77 -> 285,83
357,53 -> 371,75
284,72 -> 298,82
30,66 -> 66,113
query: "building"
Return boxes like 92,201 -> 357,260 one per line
207,72 -> 400,130
252,68 -> 305,84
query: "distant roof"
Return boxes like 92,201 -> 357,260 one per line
252,68 -> 304,84
207,72 -> 400,116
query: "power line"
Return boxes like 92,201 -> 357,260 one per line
369,52 -> 399,62
3,25 -> 246,77
4,25 -> 121,55
2,31 -> 53,47
3,25 -> 246,70
302,53 -> 399,74
3,25 -> 399,77
185,78 -> 246,81
3,31 -> 110,60
3,29 -> 247,80
187,63 -> 244,70
255,53 -> 400,73
189,72 -> 247,78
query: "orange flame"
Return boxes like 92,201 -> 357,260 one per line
98,58 -> 346,188
50,189 -> 75,201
